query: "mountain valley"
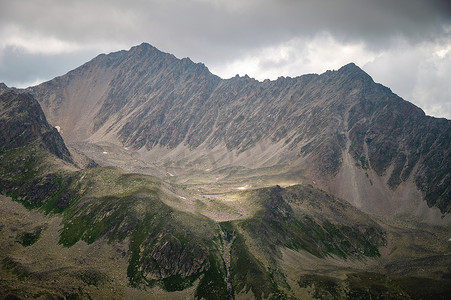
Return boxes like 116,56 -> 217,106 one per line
0,44 -> 450,299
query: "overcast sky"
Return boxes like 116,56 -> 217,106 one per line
1,0 -> 450,118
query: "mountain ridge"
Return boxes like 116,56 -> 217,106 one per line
25,43 -> 451,218
0,53 -> 450,299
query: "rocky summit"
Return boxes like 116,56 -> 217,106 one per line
0,43 -> 450,299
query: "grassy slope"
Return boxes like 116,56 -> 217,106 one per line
217,185 -> 387,299
0,145 -> 229,298
1,144 -> 450,299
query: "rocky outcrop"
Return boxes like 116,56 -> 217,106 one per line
0,89 -> 72,163
141,235 -> 210,280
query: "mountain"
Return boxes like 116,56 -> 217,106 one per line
0,102 -> 449,299
28,43 -> 451,220
0,43 -> 450,299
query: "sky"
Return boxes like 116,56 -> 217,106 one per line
1,0 -> 451,119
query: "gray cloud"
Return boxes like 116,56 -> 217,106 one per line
0,0 -> 450,117
0,46 -> 98,87
363,38 -> 451,119
2,0 -> 450,58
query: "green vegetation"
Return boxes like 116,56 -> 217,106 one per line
359,155 -> 368,170
75,270 -> 108,286
0,145 -> 222,295
0,145 -> 386,299
16,227 -> 43,247
234,115 -> 245,123
0,146 -> 80,212
299,272 -> 451,300
238,186 -> 385,260
2,257 -> 31,280
230,233 -> 281,299
195,251 -> 228,299
0,142 -> 446,300
298,274 -> 343,299
161,274 -> 197,292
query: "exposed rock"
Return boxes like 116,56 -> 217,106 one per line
27,44 -> 450,215
0,89 -> 73,163
141,235 -> 209,280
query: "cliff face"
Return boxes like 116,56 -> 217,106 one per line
28,43 -> 451,215
0,88 -> 72,163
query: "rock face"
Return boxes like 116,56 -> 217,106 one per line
28,43 -> 451,215
141,236 -> 209,280
0,88 -> 72,163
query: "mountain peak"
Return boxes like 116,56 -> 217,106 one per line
134,42 -> 154,49
338,62 -> 364,74
336,62 -> 373,83
130,42 -> 161,55
26,44 -> 451,216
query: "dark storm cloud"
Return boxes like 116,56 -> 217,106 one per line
1,0 -> 450,117
1,0 -> 450,60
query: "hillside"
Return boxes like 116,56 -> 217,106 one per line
1,88 -> 450,299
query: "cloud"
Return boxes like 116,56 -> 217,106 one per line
210,33 -> 377,80
0,46 -> 97,88
0,0 -> 450,118
2,0 -> 449,58
1,27 -> 82,55
411,47 -> 451,119
363,37 -> 451,119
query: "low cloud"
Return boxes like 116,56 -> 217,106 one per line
0,46 -> 98,88
364,38 -> 451,119
209,33 -> 377,80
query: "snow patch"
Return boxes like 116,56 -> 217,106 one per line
236,186 -> 247,190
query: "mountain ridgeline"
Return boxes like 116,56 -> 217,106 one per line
28,43 -> 451,216
1,44 -> 451,299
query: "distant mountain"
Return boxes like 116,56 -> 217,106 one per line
28,43 -> 451,218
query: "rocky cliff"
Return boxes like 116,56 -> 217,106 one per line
0,87 -> 72,163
